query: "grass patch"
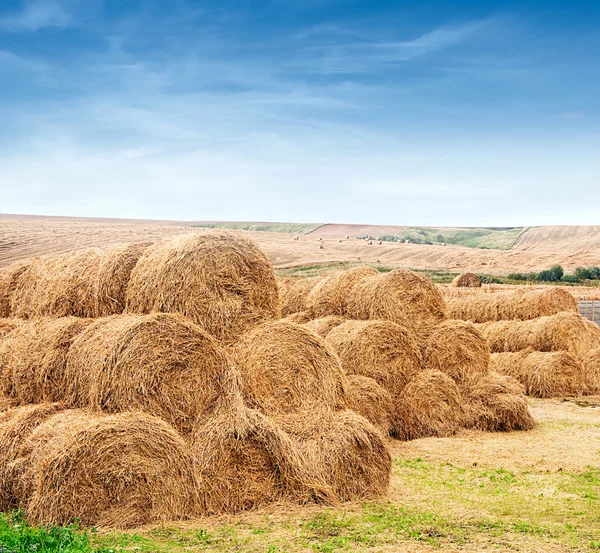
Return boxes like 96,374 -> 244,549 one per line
191,222 -> 322,234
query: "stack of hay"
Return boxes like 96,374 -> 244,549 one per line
278,268 -> 536,438
0,231 -> 391,528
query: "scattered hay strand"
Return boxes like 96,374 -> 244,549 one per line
346,375 -> 393,437
369,269 -> 447,335
491,350 -> 589,398
0,403 -> 66,512
422,320 -> 490,390
18,409 -> 199,528
479,312 -> 600,357
304,315 -> 346,338
448,288 -> 577,323
298,410 -> 391,502
11,249 -> 104,319
464,373 -> 535,432
126,231 -> 280,343
452,272 -> 482,288
395,370 -> 464,440
0,262 -> 31,318
94,241 -> 152,317
235,321 -> 347,436
281,277 -> 321,317
0,318 -> 92,405
66,313 -> 229,433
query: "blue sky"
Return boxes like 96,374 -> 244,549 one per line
0,0 -> 599,225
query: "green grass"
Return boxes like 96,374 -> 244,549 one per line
191,222 -> 322,234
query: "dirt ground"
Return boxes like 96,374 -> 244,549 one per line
3,215 -> 600,274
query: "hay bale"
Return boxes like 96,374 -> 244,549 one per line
422,320 -> 490,390
18,410 -> 199,528
369,269 -> 447,335
345,273 -> 380,320
346,375 -> 393,436
491,350 -> 589,398
0,262 -> 31,318
0,318 -> 21,342
0,318 -> 93,404
66,313 -> 229,433
0,403 -> 66,511
583,348 -> 600,394
448,288 -> 577,323
452,272 -> 482,288
464,372 -> 535,432
94,241 -> 152,316
479,312 -> 600,357
281,310 -> 313,324
11,249 -> 104,319
306,271 -> 344,318
281,277 -> 321,317
326,320 -> 422,397
304,315 -> 346,338
335,267 -> 379,316
235,321 -> 347,436
298,410 -> 391,502
395,370 -> 464,440
126,231 -> 280,343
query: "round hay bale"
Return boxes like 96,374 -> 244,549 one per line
304,315 -> 346,338
335,267 -> 379,316
0,403 -> 66,511
395,370 -> 464,440
448,288 -> 577,323
452,272 -> 482,288
422,320 -> 490,390
281,310 -> 313,324
478,312 -> 600,357
281,277 -> 321,317
583,348 -> 600,394
306,271 -> 344,318
126,231 -> 280,343
277,277 -> 297,297
491,350 -> 587,398
19,410 -> 199,528
345,274 -> 380,320
369,269 -> 447,335
298,410 -> 391,502
94,241 -> 152,317
0,262 -> 31,318
464,372 -> 535,432
235,321 -> 347,436
0,318 -> 21,342
11,249 -> 104,319
66,313 -> 229,433
1,318 -> 93,405
326,320 -> 422,396
346,375 -> 393,437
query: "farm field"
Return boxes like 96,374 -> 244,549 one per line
3,215 -> 600,274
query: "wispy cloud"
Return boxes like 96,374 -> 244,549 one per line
0,0 -> 70,32
557,111 -> 584,120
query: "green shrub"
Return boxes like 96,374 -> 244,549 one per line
575,266 -> 600,280
508,273 -> 528,281
561,274 -> 581,283
537,270 -> 556,282
550,265 -> 564,281
480,275 -> 502,284
379,235 -> 398,242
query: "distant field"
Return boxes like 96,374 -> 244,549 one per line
193,222 -> 322,234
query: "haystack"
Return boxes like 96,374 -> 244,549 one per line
281,310 -> 313,324
304,315 -> 346,338
126,231 -> 280,343
346,375 -> 393,436
395,370 -> 464,440
18,410 -> 199,528
479,312 -> 600,357
11,249 -> 103,319
583,348 -> 600,394
448,288 -> 577,323
281,277 -> 321,317
66,313 -> 229,433
345,273 -> 380,320
491,350 -> 588,398
369,269 -> 447,335
298,410 -> 391,501
0,318 -> 21,341
452,272 -> 482,288
464,373 -> 535,432
0,318 -> 92,404
326,320 -> 422,397
306,271 -> 344,318
235,321 -> 347,435
422,320 -> 490,390
0,403 -> 66,511
0,262 -> 31,317
94,241 -> 152,316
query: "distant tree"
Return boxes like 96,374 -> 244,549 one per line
561,274 -> 580,283
537,270 -> 556,282
550,265 -> 564,281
